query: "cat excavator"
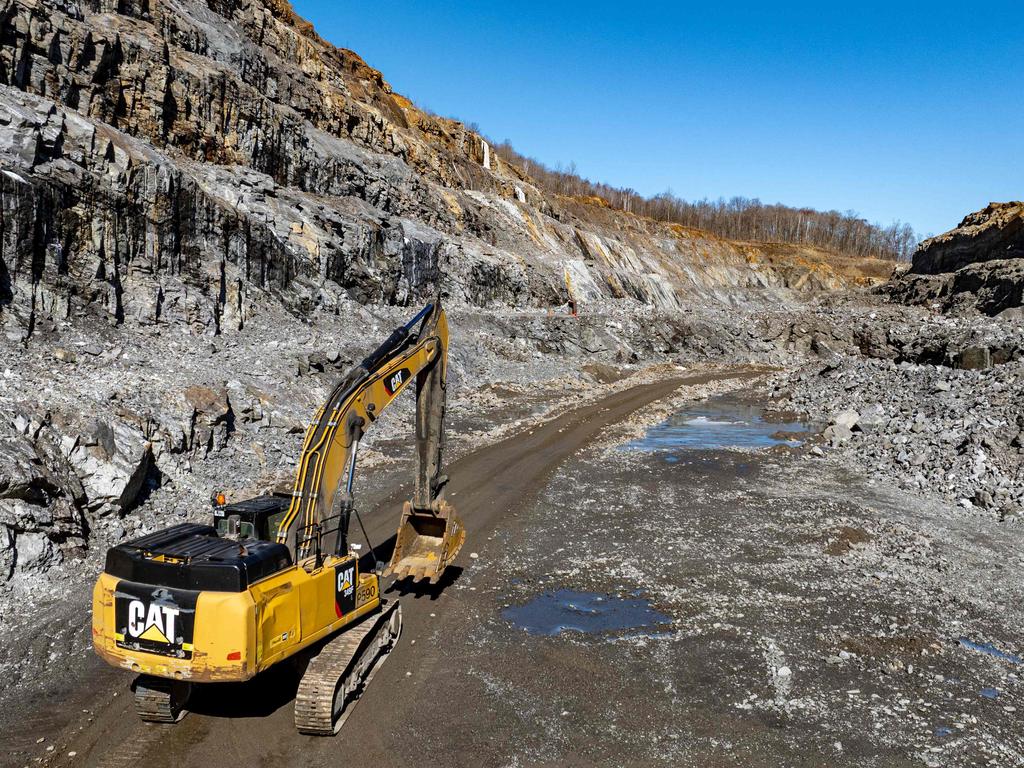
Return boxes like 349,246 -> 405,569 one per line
91,302 -> 464,734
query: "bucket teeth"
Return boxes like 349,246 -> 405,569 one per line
385,500 -> 464,583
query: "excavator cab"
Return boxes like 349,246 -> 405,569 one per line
212,494 -> 291,542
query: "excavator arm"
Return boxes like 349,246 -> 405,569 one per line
276,302 -> 464,582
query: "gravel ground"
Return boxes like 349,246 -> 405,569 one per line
415,393 -> 1023,767
2,293 -> 1022,767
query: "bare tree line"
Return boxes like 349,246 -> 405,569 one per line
492,140 -> 918,261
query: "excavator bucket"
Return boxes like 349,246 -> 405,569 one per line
385,500 -> 465,583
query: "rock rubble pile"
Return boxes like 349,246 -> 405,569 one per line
775,342 -> 1024,520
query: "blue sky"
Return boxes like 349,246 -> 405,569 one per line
295,1 -> 1022,237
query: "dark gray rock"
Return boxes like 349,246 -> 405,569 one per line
885,203 -> 1024,316
911,202 -> 1024,275
956,346 -> 992,371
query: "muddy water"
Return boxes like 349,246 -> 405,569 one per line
623,396 -> 808,452
502,590 -> 672,637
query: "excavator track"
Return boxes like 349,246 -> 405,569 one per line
132,675 -> 192,723
294,601 -> 402,735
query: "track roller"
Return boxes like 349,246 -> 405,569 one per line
132,675 -> 192,723
294,601 -> 402,735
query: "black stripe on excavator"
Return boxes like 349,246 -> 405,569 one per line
359,304 -> 433,374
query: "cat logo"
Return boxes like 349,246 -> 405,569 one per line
127,600 -> 179,645
384,368 -> 411,397
335,563 -> 357,616
115,584 -> 196,659
337,566 -> 354,595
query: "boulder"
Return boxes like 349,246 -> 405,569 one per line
62,421 -> 153,515
956,346 -> 991,371
823,424 -> 854,445
0,431 -> 53,502
831,410 -> 861,431
857,405 -> 887,431
185,385 -> 232,421
226,379 -> 265,424
11,530 -> 57,572
184,384 -> 234,456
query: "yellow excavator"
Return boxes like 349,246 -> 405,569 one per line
91,302 -> 464,734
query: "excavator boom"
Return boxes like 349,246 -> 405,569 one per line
276,301 -> 464,581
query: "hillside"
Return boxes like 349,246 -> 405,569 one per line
0,0 -> 892,344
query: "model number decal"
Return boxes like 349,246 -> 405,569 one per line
356,581 -> 377,605
334,562 -> 357,617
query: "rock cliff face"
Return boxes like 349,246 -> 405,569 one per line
911,202 -> 1024,275
0,0 -> 885,343
887,202 -> 1024,316
0,0 -> 901,585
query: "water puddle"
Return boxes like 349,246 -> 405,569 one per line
502,590 -> 672,637
958,637 -> 1022,665
624,398 -> 808,453
980,687 -> 1000,699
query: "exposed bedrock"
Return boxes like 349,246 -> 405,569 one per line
886,202 -> 1024,316
0,0 -> 891,345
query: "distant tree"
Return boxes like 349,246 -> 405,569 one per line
489,142 -> 915,259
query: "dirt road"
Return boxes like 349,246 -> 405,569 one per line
9,368 -> 762,768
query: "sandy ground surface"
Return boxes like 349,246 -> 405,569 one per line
2,371 -> 1022,768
